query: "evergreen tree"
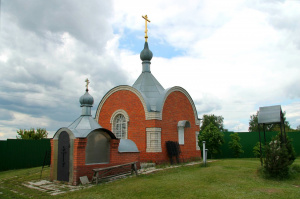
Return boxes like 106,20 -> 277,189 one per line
264,133 -> 296,179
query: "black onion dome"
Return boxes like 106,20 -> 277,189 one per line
140,42 -> 153,61
79,89 -> 94,107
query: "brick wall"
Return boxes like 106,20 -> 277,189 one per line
97,89 -> 201,164
71,138 -> 139,185
98,90 -> 147,156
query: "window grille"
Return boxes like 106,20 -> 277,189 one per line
146,128 -> 162,152
114,114 -> 127,139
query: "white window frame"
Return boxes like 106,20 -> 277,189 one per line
177,120 -> 191,145
110,109 -> 129,139
178,127 -> 185,145
146,127 -> 162,152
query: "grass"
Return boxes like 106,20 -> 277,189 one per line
0,159 -> 299,198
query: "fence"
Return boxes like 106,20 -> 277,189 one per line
0,139 -> 51,171
211,131 -> 300,159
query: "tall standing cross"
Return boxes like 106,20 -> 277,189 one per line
85,78 -> 90,90
142,15 -> 150,42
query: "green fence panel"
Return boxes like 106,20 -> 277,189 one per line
0,139 -> 51,171
289,131 -> 300,157
0,141 -> 8,171
211,131 -> 300,159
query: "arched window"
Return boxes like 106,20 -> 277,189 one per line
110,110 -> 129,139
114,114 -> 127,139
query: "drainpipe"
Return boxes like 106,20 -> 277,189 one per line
203,141 -> 206,166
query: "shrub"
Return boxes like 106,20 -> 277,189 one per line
253,142 -> 264,158
228,133 -> 244,158
263,133 -> 296,179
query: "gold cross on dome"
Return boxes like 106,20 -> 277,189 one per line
85,78 -> 90,90
142,15 -> 151,42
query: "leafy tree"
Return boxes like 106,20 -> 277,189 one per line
253,142 -> 264,158
263,133 -> 296,179
200,114 -> 227,132
297,125 -> 300,131
228,133 -> 244,158
248,111 -> 293,132
198,123 -> 225,158
248,112 -> 259,132
16,128 -> 48,140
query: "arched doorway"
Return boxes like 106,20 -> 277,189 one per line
57,131 -> 70,182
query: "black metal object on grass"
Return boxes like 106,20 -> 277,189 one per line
166,141 -> 181,164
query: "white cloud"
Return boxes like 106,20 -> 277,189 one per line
0,0 -> 299,140
113,0 -> 300,131
0,109 -> 68,139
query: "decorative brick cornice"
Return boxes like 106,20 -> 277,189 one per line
95,85 -> 200,125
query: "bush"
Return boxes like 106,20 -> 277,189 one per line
263,133 -> 296,179
253,142 -> 264,158
228,133 -> 244,158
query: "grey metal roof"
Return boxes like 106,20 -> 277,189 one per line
79,89 -> 94,107
140,42 -> 153,61
68,115 -> 103,137
258,105 -> 282,124
54,88 -> 116,139
118,139 -> 139,153
67,115 -> 116,138
133,72 -> 165,111
133,43 -> 165,112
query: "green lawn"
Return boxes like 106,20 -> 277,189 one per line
0,159 -> 299,198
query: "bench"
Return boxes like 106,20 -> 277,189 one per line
92,162 -> 138,184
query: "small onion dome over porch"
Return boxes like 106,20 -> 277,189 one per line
53,86 -> 116,139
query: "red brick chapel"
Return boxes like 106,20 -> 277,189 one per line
95,20 -> 201,163
51,17 -> 201,185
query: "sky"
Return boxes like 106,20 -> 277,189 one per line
0,0 -> 300,140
